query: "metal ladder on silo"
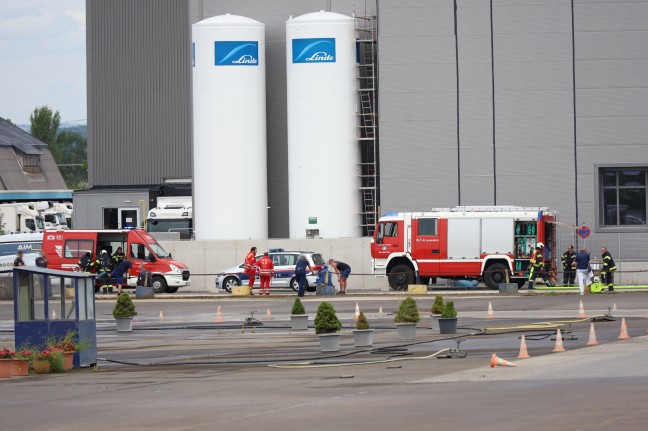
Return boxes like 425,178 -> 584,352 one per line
355,13 -> 379,237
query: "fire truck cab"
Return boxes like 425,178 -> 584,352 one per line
42,229 -> 190,293
371,206 -> 557,290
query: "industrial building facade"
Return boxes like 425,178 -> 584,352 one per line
84,0 -> 648,259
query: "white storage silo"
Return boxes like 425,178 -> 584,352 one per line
192,14 -> 267,240
286,11 -> 361,239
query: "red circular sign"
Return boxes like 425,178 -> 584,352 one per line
578,225 -> 591,239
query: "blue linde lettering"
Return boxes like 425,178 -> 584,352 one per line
305,52 -> 334,62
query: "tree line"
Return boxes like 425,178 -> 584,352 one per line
28,106 -> 88,190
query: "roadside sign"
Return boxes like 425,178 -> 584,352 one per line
578,225 -> 590,239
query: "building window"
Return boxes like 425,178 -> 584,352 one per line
600,167 -> 647,228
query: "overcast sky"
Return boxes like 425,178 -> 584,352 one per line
0,0 -> 86,127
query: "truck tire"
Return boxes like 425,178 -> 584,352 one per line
166,286 -> 179,293
152,276 -> 167,294
483,263 -> 508,290
388,264 -> 414,291
419,276 -> 431,286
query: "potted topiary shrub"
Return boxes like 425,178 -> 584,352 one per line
353,311 -> 374,347
394,297 -> 420,340
430,295 -> 444,331
314,301 -> 342,352
113,293 -> 137,332
290,298 -> 309,331
438,300 -> 458,334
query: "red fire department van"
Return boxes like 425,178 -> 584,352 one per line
371,206 -> 557,290
42,229 -> 190,293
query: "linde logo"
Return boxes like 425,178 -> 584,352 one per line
215,41 -> 259,66
292,38 -> 336,64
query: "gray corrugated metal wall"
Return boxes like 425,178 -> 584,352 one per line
86,0 -> 193,187
86,0 -> 647,256
378,0 -> 648,258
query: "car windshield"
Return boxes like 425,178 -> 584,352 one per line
148,242 -> 170,258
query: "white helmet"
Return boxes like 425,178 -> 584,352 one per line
537,242 -> 544,248
100,249 -> 107,255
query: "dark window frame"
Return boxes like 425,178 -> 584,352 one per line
595,164 -> 648,233
417,218 -> 438,236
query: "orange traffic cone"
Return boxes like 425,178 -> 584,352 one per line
216,305 -> 224,323
265,308 -> 273,320
612,303 -> 618,312
517,335 -> 530,359
487,301 -> 495,319
587,322 -> 598,346
618,317 -> 630,339
553,329 -> 566,352
490,353 -> 517,368
578,300 -> 586,318
354,303 -> 360,321
159,310 -> 164,319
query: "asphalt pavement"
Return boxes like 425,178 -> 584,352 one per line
1,291 -> 648,430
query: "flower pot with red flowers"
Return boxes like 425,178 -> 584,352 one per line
12,349 -> 32,376
32,350 -> 53,374
49,332 -> 80,370
0,348 -> 16,378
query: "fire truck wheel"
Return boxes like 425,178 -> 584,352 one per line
419,277 -> 431,286
152,276 -> 168,294
483,263 -> 508,290
388,264 -> 414,291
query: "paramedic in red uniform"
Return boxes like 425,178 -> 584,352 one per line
244,247 -> 258,294
256,252 -> 274,296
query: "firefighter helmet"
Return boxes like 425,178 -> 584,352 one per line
100,249 -> 107,255
537,242 -> 544,248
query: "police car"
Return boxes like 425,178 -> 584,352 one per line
215,250 -> 325,293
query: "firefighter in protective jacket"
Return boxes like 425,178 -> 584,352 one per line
600,247 -> 617,292
527,243 -> 545,290
243,247 -> 258,292
256,252 -> 275,296
561,245 -> 576,286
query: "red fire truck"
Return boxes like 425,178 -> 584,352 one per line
371,206 -> 557,290
42,229 -> 190,293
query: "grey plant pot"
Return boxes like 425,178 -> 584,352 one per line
438,317 -> 458,334
353,329 -> 374,347
115,317 -> 133,332
396,322 -> 417,340
430,314 -> 440,331
318,333 -> 341,352
290,314 -> 309,331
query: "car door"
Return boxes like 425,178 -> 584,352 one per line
271,253 -> 296,287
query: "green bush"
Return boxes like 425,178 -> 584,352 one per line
314,301 -> 342,334
394,297 -> 420,323
431,295 -> 444,315
355,311 -> 370,330
113,293 -> 137,318
291,298 -> 306,315
441,300 -> 457,318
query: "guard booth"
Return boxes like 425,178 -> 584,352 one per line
13,267 -> 97,368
